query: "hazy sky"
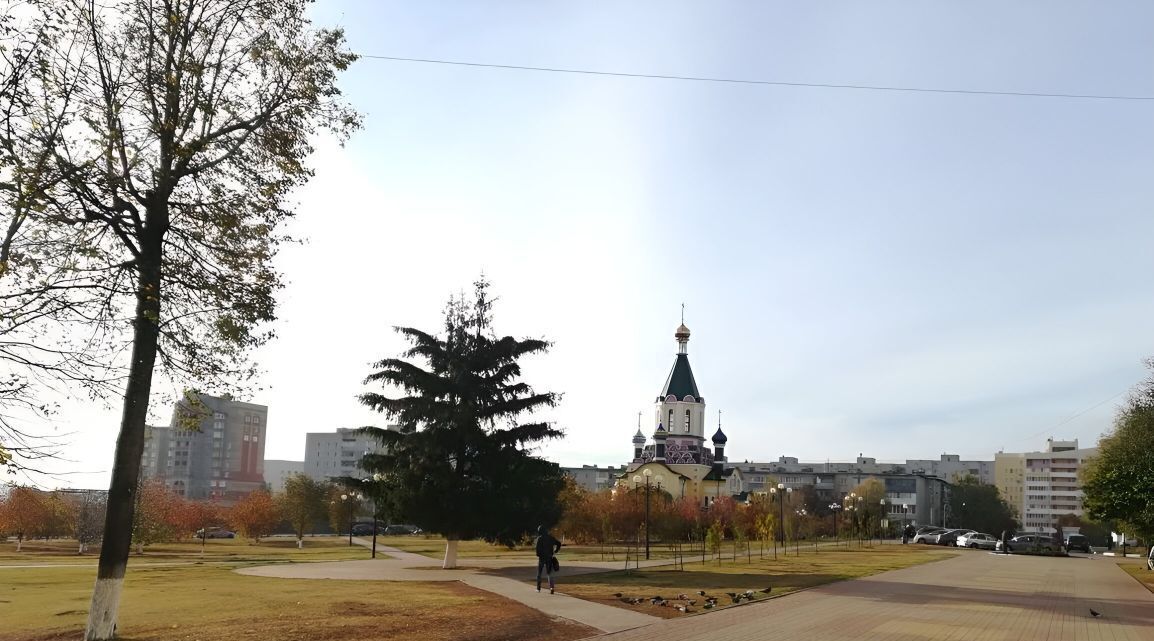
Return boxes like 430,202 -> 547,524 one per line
29,1 -> 1154,488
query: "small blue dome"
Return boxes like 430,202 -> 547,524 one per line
711,427 -> 728,444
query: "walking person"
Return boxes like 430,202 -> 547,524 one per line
1000,530 -> 1011,554
535,525 -> 562,594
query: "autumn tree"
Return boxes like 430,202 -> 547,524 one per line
279,473 -> 326,548
228,490 -> 280,542
358,279 -> 566,568
1083,359 -> 1154,540
131,480 -> 180,554
0,484 -> 48,551
326,485 -> 364,536
0,1 -> 357,636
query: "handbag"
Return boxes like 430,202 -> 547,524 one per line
549,556 -> 560,572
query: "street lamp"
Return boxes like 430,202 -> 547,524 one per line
770,483 -> 792,555
879,498 -> 887,544
829,503 -> 842,545
362,474 -> 383,558
794,508 -> 807,555
633,468 -> 663,560
340,494 -> 353,546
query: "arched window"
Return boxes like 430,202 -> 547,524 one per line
668,409 -> 674,431
685,409 -> 691,432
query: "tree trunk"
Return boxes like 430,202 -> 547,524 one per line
16,537 -> 22,553
85,244 -> 163,641
296,537 -> 303,549
443,538 -> 459,569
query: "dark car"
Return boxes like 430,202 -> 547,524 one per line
1064,534 -> 1091,553
195,527 -> 235,539
937,529 -> 976,546
350,522 -> 377,536
383,524 -> 421,535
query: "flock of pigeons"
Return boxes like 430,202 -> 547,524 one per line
612,588 -> 773,613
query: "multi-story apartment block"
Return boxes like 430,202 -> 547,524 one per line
995,438 -> 1096,534
730,453 -> 993,486
263,459 -> 304,493
141,393 -> 268,503
562,465 -> 625,493
304,426 -> 397,482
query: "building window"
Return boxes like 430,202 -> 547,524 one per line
685,409 -> 691,432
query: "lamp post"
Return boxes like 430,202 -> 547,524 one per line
633,469 -> 663,560
362,474 -> 383,559
770,483 -> 792,555
794,508 -> 807,555
879,498 -> 887,544
829,503 -> 842,546
340,494 -> 353,546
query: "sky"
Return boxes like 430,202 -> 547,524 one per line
21,0 -> 1154,489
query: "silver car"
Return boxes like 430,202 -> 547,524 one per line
996,534 -> 1063,553
912,528 -> 946,544
956,532 -> 998,550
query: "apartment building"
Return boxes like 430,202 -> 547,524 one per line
730,453 -> 994,485
263,459 -> 304,493
304,426 -> 397,482
995,438 -> 1097,534
562,465 -> 625,493
141,393 -> 268,503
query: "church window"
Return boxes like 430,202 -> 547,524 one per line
685,409 -> 691,432
668,409 -> 674,431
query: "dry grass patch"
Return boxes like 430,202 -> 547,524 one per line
1119,561 -> 1154,594
553,543 -> 959,619
0,563 -> 593,641
0,537 -> 377,565
378,535 -> 680,562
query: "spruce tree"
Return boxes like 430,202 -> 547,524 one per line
359,279 -> 565,568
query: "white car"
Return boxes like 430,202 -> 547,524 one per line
956,532 -> 998,550
912,528 -> 946,544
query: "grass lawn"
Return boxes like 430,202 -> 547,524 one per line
1118,561 -> 1154,593
0,536 -> 378,565
0,562 -> 593,641
377,535 -> 682,562
551,543 -> 959,619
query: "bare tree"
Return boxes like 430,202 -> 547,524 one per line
0,0 -> 357,637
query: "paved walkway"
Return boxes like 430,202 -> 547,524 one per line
594,552 -> 1154,641
238,543 -> 1154,639
236,540 -> 664,633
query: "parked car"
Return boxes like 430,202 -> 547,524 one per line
956,532 -> 998,550
195,527 -> 235,539
996,534 -> 1063,553
382,524 -> 421,535
1147,545 -> 1153,571
937,529 -> 976,546
350,522 -> 378,536
912,528 -> 946,544
1064,534 -> 1091,553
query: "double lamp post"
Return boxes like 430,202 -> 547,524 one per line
633,468 -> 663,560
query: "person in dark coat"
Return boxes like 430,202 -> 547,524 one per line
902,524 -> 914,544
535,525 -> 562,594
1000,530 -> 1011,554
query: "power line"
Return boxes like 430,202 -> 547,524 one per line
1017,389 -> 1128,445
356,54 -> 1154,102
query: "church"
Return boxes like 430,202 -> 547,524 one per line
620,322 -> 744,505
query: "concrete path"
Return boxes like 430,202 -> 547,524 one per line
592,552 -> 1154,641
237,541 -> 663,633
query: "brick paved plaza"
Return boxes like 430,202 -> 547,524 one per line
594,552 -> 1154,641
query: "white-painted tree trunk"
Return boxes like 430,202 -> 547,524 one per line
85,577 -> 124,640
443,539 -> 459,569
296,537 -> 303,549
135,542 -> 144,554
16,538 -> 22,552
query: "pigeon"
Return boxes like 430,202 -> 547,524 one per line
703,602 -> 714,609
697,590 -> 707,596
613,592 -> 623,598
675,605 -> 692,613
1090,609 -> 1101,618
743,590 -> 755,597
687,599 -> 697,606
677,593 -> 690,601
725,592 -> 737,598
760,587 -> 773,593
